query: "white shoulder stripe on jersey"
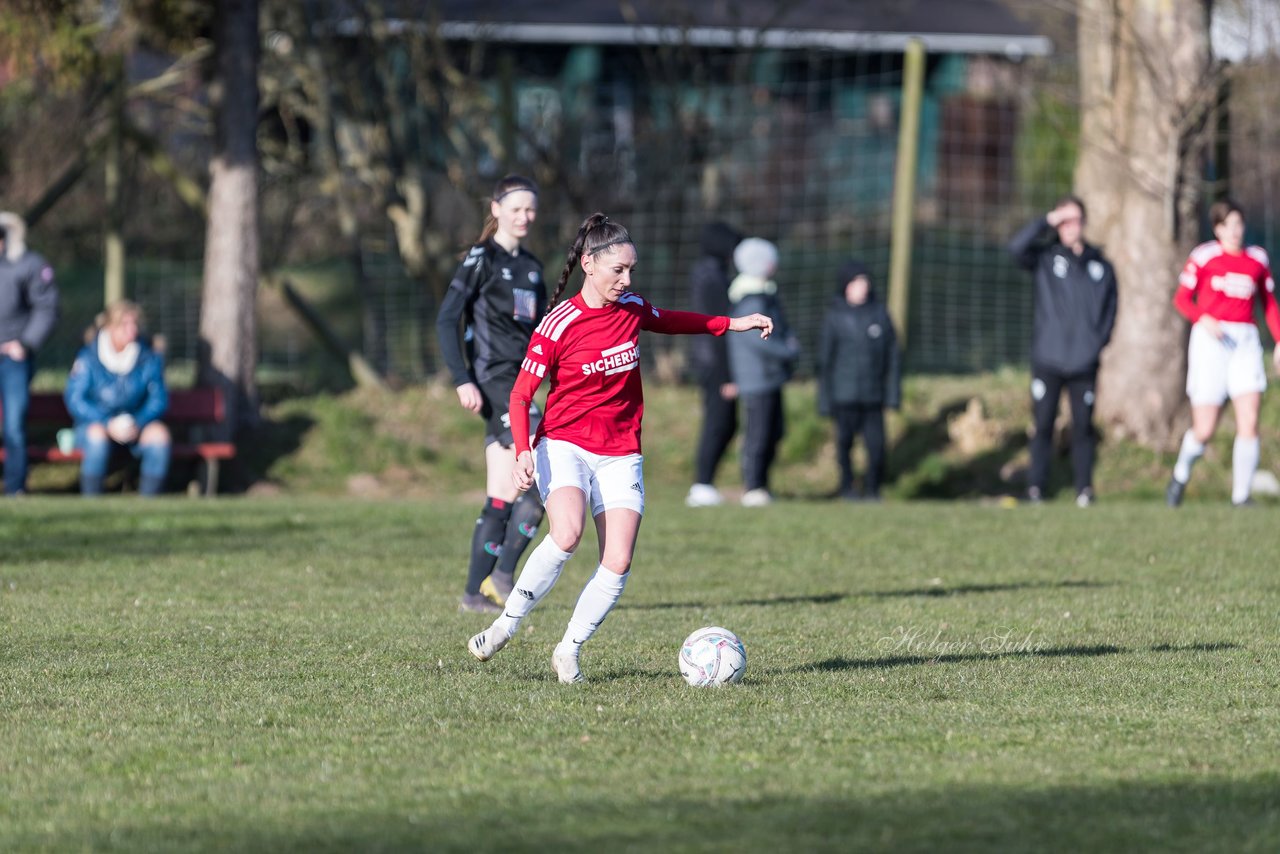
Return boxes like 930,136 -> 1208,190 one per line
1246,245 -> 1271,266
547,308 -> 582,341
534,301 -> 575,337
1189,241 -> 1223,267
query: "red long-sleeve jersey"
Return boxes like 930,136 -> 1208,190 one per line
1174,241 -> 1280,339
510,292 -> 730,456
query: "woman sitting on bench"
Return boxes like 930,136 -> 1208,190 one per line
64,301 -> 170,496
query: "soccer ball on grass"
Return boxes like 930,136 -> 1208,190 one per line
678,626 -> 746,686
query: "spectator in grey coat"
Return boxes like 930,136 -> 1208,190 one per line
727,237 -> 798,506
0,212 -> 59,496
817,260 -> 901,500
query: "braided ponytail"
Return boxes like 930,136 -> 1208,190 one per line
548,212 -> 634,309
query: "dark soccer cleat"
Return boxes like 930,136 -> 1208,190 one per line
1165,477 -> 1187,508
459,592 -> 501,615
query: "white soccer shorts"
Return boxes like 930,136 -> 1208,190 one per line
1186,320 -> 1267,406
533,438 -> 645,516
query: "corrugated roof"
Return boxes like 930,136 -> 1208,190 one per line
350,1 -> 1053,57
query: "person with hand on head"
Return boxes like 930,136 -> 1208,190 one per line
1008,195 -> 1117,507
435,175 -> 548,614
0,211 -> 60,496
727,237 -> 799,507
1166,198 -> 1280,508
817,259 -> 901,501
685,221 -> 743,508
466,212 -> 773,683
64,301 -> 170,496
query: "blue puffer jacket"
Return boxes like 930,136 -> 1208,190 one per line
64,334 -> 168,427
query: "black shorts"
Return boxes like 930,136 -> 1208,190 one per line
478,377 -> 541,448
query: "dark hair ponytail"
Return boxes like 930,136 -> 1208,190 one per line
548,212 -> 634,309
1209,197 -> 1243,229
476,174 -> 539,245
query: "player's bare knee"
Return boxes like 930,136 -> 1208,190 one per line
86,424 -> 108,442
598,557 -> 631,575
549,525 -> 583,552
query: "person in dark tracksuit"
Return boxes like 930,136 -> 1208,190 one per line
817,260 -> 901,501
436,175 -> 548,613
685,222 -> 742,508
1008,195 -> 1117,506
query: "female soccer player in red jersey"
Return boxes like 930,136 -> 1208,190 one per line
467,213 -> 773,682
1167,199 -> 1280,507
435,175 -> 548,613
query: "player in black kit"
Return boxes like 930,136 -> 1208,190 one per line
436,175 -> 548,613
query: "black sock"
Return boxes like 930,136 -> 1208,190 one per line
495,491 -> 544,577
465,498 -> 512,594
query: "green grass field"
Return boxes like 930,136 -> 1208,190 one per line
2,494 -> 1277,852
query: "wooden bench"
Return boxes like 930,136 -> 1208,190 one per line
0,387 -> 236,496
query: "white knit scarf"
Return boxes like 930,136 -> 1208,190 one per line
97,333 -> 140,375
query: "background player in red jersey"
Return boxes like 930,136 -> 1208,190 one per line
1167,199 -> 1280,507
435,175 -> 548,613
466,213 -> 773,682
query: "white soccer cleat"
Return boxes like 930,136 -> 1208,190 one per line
740,488 -> 773,507
685,483 -> 724,507
551,645 -> 584,684
468,625 -> 512,662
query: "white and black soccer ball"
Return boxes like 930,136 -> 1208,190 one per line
678,626 -> 746,686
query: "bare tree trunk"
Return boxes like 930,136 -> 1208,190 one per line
1076,0 -> 1216,448
199,0 -> 260,436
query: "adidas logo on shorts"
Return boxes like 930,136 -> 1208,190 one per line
630,482 -> 643,493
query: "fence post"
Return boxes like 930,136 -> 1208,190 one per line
104,61 -> 127,307
888,39 -> 926,348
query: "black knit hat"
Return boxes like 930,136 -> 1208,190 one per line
836,259 -> 872,294
700,221 -> 743,263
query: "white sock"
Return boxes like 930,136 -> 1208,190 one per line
1173,430 -> 1205,484
492,537 -> 574,637
559,566 -> 629,656
1232,436 -> 1259,504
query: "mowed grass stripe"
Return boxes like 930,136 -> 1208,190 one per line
2,497 -> 1277,852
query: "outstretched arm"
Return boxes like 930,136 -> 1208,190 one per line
727,313 -> 773,338
640,300 -> 772,339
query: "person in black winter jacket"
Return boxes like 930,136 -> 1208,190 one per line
1008,195 -> 1117,506
685,222 -> 742,507
818,260 -> 901,500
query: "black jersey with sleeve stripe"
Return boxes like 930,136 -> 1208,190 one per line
436,238 -> 546,387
